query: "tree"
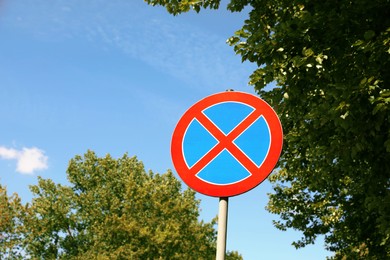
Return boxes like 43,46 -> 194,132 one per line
20,151 -> 241,259
145,0 -> 390,258
0,184 -> 24,259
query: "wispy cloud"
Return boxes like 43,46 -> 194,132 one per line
0,146 -> 48,174
3,0 -> 254,91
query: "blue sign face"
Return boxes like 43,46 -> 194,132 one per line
182,102 -> 271,185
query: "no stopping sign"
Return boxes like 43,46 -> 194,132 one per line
171,91 -> 283,197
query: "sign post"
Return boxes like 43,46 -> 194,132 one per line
216,197 -> 228,260
171,91 -> 283,258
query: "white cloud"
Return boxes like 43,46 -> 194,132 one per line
0,147 -> 19,159
0,146 -> 48,174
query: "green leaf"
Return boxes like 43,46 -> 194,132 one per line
364,30 -> 375,40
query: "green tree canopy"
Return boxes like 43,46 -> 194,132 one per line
4,151 -> 240,259
0,184 -> 24,259
145,0 -> 390,258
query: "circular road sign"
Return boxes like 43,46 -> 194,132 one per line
171,91 -> 283,197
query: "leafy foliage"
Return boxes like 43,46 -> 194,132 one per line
144,0 -> 221,14
0,185 -> 24,259
145,0 -> 390,258
4,151 -> 241,259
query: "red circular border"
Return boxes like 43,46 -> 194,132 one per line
171,92 -> 283,197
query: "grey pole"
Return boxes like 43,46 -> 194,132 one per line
216,197 -> 229,260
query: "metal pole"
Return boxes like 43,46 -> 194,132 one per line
216,197 -> 229,260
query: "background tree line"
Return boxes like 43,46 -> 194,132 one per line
1,151 -> 242,259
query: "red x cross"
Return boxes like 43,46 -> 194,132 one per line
188,108 -> 263,176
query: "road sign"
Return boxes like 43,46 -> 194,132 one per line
171,91 -> 283,197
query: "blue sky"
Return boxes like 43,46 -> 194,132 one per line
0,1 -> 331,259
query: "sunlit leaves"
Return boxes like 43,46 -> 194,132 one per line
21,151 -> 218,259
1,150 -> 243,259
0,185 -> 24,259
144,0 -> 221,15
